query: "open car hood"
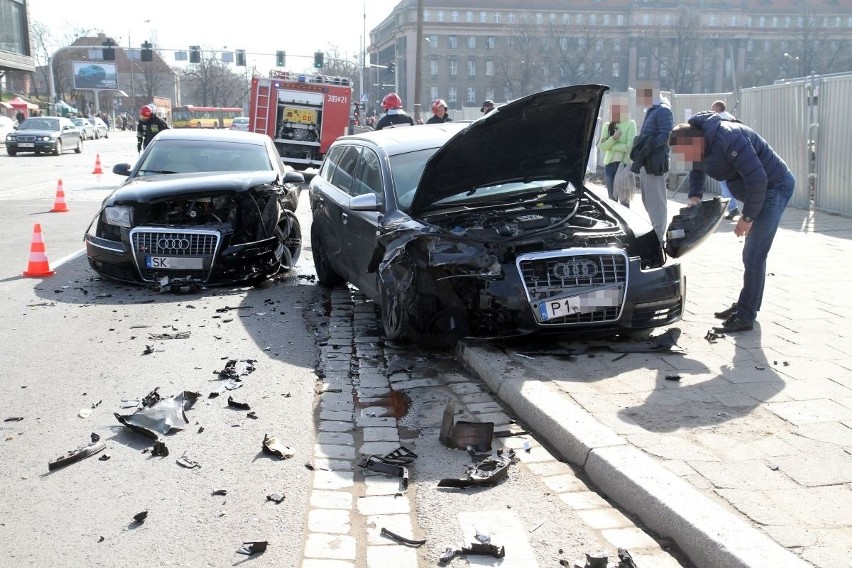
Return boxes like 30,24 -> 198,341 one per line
411,84 -> 608,217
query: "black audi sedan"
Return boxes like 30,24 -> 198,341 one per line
309,85 -> 722,345
5,116 -> 83,156
85,129 -> 303,289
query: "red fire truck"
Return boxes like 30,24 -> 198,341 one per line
248,70 -> 352,169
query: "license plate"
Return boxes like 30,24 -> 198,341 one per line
146,256 -> 203,269
18,143 -> 34,148
538,286 -> 622,321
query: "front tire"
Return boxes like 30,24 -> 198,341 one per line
7,148 -> 17,156
53,140 -> 62,156
310,225 -> 345,287
276,211 -> 302,270
74,138 -> 82,153
380,282 -> 408,341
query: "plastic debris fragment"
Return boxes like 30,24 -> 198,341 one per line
262,434 -> 294,459
237,541 -> 268,555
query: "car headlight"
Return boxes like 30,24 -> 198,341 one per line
41,136 -> 52,142
104,206 -> 133,228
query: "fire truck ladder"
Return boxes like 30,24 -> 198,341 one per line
252,81 -> 272,134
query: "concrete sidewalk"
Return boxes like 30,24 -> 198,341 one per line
458,189 -> 852,568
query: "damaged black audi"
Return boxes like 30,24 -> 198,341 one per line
85,129 -> 303,288
309,85 -> 723,345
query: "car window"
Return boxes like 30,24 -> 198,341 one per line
389,148 -> 442,210
320,146 -> 343,180
329,145 -> 361,193
137,139 -> 272,175
351,148 -> 383,199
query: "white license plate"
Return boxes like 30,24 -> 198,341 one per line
538,286 -> 622,321
146,256 -> 204,269
18,143 -> 34,148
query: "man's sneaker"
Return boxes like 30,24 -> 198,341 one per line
714,303 -> 737,319
724,207 -> 740,220
713,315 -> 754,333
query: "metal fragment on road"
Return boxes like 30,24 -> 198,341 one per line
132,511 -> 148,524
236,541 -> 268,555
439,401 -> 493,452
262,433 -> 294,459
48,439 -> 106,471
379,527 -> 426,547
148,331 -> 191,340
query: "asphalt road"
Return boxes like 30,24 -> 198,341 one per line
0,132 -> 688,567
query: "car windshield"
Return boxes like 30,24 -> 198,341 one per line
136,139 -> 273,176
73,119 -> 88,127
389,148 -> 442,210
19,118 -> 60,131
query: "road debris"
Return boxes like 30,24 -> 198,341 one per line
439,542 -> 505,565
212,489 -> 228,496
176,453 -> 200,469
236,541 -> 268,555
48,436 -> 106,471
227,396 -> 251,410
114,389 -> 199,439
704,330 -> 725,343
439,401 -> 493,452
438,449 -> 517,489
99,454 -> 111,461
359,454 -> 410,490
4,417 -> 24,422
266,493 -> 285,504
618,548 -> 639,568
148,331 -> 191,340
262,434 -> 294,459
151,441 -> 169,457
132,511 -> 148,524
380,527 -> 425,547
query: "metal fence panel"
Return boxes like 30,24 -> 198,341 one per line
739,83 -> 810,209
815,75 -> 852,216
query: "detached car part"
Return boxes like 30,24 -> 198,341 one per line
439,542 -> 506,565
438,449 -> 517,489
665,197 -> 727,258
380,527 -> 426,547
439,401 -> 493,452
48,438 -> 106,471
114,390 -> 199,439
262,433 -> 294,459
358,455 -> 410,490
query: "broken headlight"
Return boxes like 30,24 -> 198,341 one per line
104,206 -> 133,228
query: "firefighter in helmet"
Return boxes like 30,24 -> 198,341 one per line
426,99 -> 451,124
136,103 -> 169,152
374,92 -> 415,130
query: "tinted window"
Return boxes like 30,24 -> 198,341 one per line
136,139 -> 271,175
389,148 -> 442,210
351,149 -> 383,198
330,146 -> 360,193
320,146 -> 344,180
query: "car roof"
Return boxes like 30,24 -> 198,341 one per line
152,129 -> 269,145
333,122 -> 468,156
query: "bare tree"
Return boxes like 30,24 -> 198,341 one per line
545,20 -> 615,88
178,50 -> 245,107
647,8 -> 703,93
492,22 -> 548,101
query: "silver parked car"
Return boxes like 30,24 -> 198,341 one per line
88,116 -> 109,139
72,117 -> 96,140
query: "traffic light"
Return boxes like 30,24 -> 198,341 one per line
276,51 -> 285,67
388,62 -> 396,74
314,51 -> 324,69
189,46 -> 201,64
141,41 -> 153,62
102,39 -> 115,61
236,49 -> 246,67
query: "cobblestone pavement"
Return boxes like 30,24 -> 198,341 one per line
301,287 -> 692,567
457,187 -> 852,568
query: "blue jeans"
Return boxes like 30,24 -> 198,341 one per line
719,180 -> 739,213
736,171 -> 795,322
604,161 -> 620,201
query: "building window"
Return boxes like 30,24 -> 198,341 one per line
504,86 -> 512,101
506,37 -> 514,48
448,87 -> 457,103
759,16 -> 765,27
431,86 -> 438,101
590,14 -> 597,25
563,13 -> 570,25
486,88 -> 494,102
785,16 -> 791,27
449,35 -> 457,49
0,0 -> 26,55
536,12 -> 543,24
467,58 -> 476,77
452,11 -> 459,23
560,37 -> 569,50
430,57 -> 439,77
603,14 -> 610,26
438,10 -> 444,22
423,10 -> 430,22
614,39 -> 621,51
485,59 -> 494,76
428,34 -> 438,47
466,11 -> 473,23
612,62 -> 620,78
467,36 -> 476,49
467,87 -> 476,103
709,15 -> 716,26
549,13 -> 556,23
480,11 -> 487,23
494,12 -> 500,24
448,57 -> 458,76
638,56 -> 648,78
508,12 -> 515,24
486,36 -> 495,50
617,14 -> 625,26
836,16 -> 842,27
578,14 -> 585,24
731,15 -> 737,26
595,40 -> 603,52
746,40 -> 754,52
642,14 -> 649,26
772,16 -> 778,27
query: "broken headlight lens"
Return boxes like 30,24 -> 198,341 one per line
104,206 -> 133,228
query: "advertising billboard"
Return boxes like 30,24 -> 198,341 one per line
72,61 -> 118,90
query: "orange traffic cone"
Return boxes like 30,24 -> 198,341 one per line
92,153 -> 103,174
22,223 -> 55,278
51,179 -> 69,212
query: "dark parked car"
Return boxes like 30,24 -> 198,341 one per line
309,85 -> 723,345
85,129 -> 303,289
5,116 -> 83,156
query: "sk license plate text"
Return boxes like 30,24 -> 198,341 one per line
146,256 -> 203,270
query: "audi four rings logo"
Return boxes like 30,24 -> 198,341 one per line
552,259 -> 598,280
157,237 -> 190,250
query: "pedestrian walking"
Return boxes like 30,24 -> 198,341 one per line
136,103 -> 168,152
630,83 -> 674,243
669,112 -> 795,333
598,95 -> 637,205
375,93 -> 415,130
426,99 -> 451,124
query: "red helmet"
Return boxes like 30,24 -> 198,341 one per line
431,99 -> 447,114
382,92 -> 403,111
139,104 -> 153,119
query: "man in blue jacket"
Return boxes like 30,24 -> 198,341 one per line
630,83 -> 673,243
669,112 -> 795,333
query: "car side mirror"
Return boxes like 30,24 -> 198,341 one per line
349,193 -> 379,212
283,170 -> 304,184
112,163 -> 132,176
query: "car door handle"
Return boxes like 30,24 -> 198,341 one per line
341,212 -> 349,225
